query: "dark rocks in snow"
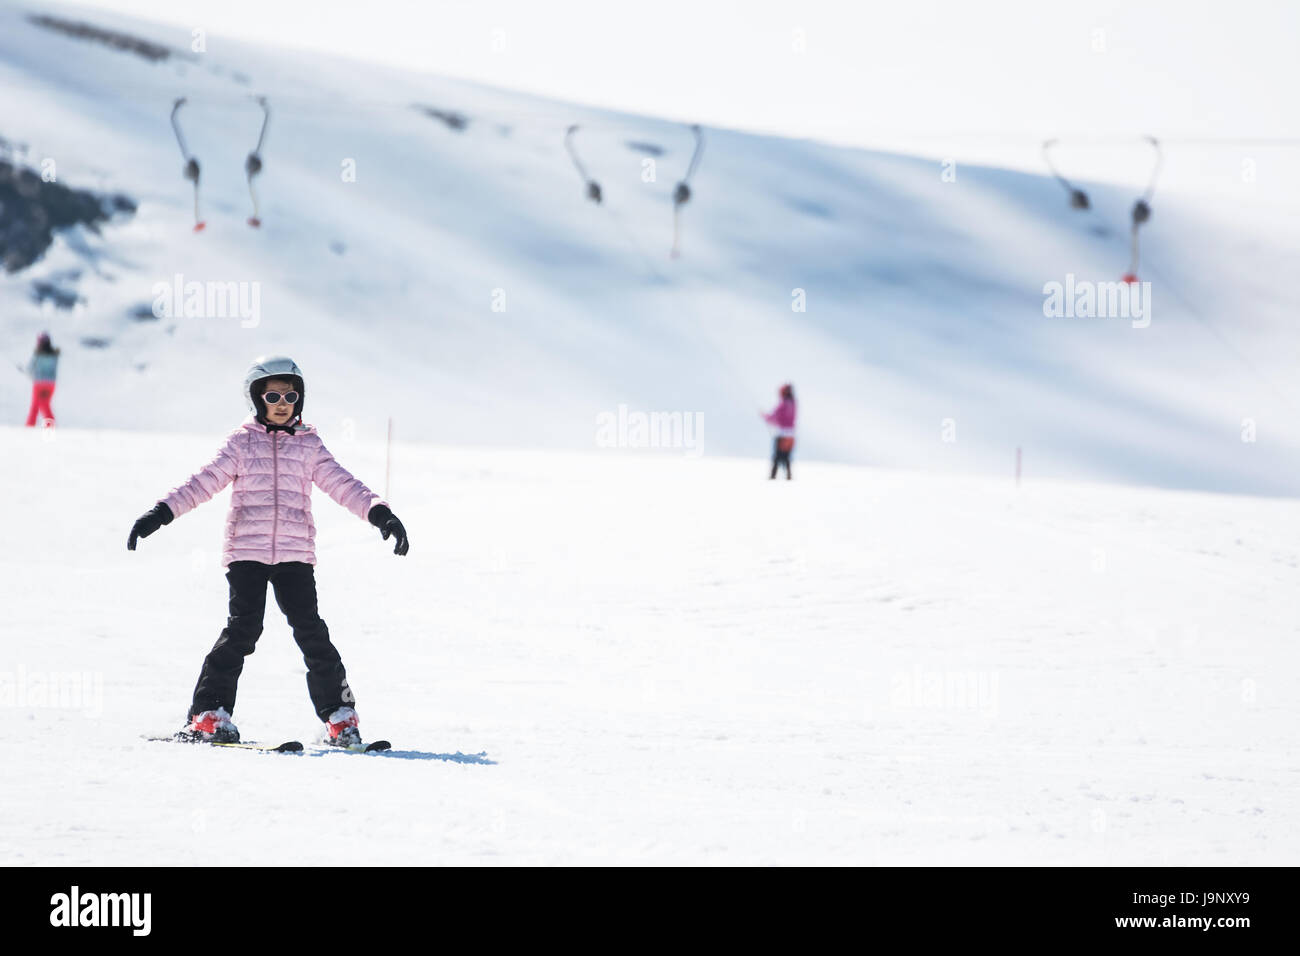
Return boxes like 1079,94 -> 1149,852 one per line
31,273 -> 83,310
129,303 -> 159,321
785,196 -> 834,220
0,158 -> 137,273
413,105 -> 470,132
329,240 -> 347,256
0,135 -> 31,161
625,141 -> 665,157
26,14 -> 176,63
79,336 -> 111,349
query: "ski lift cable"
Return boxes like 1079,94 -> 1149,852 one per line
79,66 -> 1300,140
103,78 -> 1300,139
604,200 -> 754,404
1041,134 -> 1164,202
603,201 -> 671,280
121,77 -> 1300,142
586,184 -> 752,401
1141,256 -> 1300,419
149,88 -> 707,135
160,87 -> 720,138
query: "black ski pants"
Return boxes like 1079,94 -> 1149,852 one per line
190,561 -> 353,722
770,437 -> 793,480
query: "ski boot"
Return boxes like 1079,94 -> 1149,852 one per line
325,707 -> 362,748
181,707 -> 240,743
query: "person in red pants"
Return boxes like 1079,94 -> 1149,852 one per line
24,332 -> 59,427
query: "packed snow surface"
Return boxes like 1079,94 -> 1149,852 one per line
2,426 -> 1296,865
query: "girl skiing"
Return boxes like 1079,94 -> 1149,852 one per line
126,356 -> 409,747
761,383 -> 797,480
24,332 -> 59,427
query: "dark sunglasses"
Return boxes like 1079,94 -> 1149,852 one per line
261,390 -> 300,406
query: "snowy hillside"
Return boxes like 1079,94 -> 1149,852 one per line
2,425 -> 1297,865
1,2 -> 1297,494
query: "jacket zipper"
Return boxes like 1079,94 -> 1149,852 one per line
271,430 -> 279,563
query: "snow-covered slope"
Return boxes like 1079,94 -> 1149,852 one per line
1,425 -> 1297,865
1,2 -> 1297,494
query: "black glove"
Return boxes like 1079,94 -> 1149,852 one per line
128,502 -> 174,551
368,504 -> 409,556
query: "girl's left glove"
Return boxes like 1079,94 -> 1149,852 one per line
368,504 -> 410,556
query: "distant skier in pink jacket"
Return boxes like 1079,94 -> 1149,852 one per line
761,383 -> 796,480
126,356 -> 409,747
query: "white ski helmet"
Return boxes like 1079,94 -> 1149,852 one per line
244,355 -> 305,421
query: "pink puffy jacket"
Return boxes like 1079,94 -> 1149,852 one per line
764,398 -> 797,435
162,419 -> 385,567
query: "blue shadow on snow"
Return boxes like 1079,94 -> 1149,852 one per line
302,749 -> 496,764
